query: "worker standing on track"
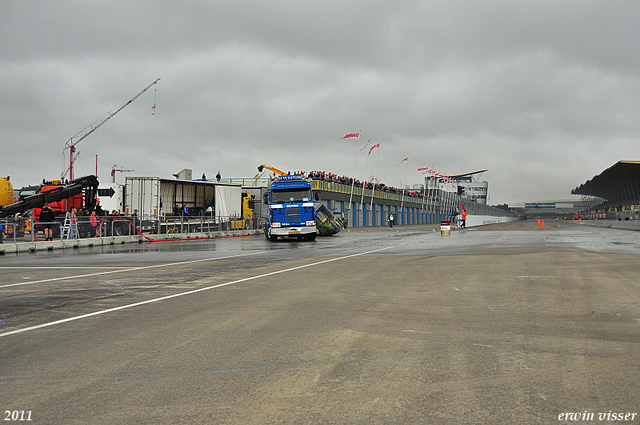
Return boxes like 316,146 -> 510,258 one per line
40,203 -> 56,241
90,211 -> 98,237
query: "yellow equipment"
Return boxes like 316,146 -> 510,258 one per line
254,164 -> 288,179
0,177 -> 14,207
0,177 -> 27,238
231,192 -> 255,229
242,192 -> 254,221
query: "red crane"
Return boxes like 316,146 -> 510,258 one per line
62,78 -> 160,181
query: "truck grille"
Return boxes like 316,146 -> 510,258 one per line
286,209 -> 301,223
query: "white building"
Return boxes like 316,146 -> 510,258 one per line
446,169 -> 489,205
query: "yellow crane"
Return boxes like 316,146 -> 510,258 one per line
254,164 -> 288,179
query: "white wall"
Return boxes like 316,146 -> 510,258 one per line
467,215 -> 516,227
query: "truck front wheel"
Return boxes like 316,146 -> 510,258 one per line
265,228 -> 278,241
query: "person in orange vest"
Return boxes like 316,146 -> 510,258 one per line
461,209 -> 468,229
90,211 -> 98,237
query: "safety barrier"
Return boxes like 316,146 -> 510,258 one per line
1,214 -> 263,246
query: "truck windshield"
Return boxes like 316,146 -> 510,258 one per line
19,188 -> 38,201
271,188 -> 312,204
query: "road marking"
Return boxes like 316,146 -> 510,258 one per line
0,244 -> 401,338
518,276 -> 583,279
0,266 -> 128,269
0,251 -> 268,289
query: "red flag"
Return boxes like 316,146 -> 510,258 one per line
417,167 -> 429,171
151,104 -> 156,115
368,142 -> 380,155
342,132 -> 360,139
397,156 -> 409,166
359,138 -> 371,152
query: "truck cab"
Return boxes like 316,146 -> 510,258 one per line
264,175 -> 317,241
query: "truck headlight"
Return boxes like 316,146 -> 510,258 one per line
306,220 -> 316,226
272,222 -> 281,228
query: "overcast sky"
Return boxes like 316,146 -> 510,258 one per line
2,1 -> 639,205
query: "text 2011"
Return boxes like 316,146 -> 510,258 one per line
4,411 -> 32,421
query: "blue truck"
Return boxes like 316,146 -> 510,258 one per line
264,175 -> 317,241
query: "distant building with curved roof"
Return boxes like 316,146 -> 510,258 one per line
443,169 -> 489,205
571,160 -> 640,219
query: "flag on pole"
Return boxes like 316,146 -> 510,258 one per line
342,131 -> 360,139
398,156 -> 409,166
368,142 -> 380,155
359,138 -> 371,152
151,104 -> 156,115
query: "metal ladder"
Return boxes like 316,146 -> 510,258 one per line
61,212 -> 78,239
61,212 -> 71,239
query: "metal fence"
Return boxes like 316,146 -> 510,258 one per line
1,214 -> 262,245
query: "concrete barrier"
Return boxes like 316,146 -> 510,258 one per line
466,215 -> 517,228
0,229 -> 263,255
570,219 -> 640,231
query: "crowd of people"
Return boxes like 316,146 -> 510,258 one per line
307,170 -> 437,200
257,169 -> 437,201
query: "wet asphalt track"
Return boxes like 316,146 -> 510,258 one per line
1,221 -> 640,424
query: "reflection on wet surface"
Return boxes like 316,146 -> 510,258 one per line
3,222 -> 640,265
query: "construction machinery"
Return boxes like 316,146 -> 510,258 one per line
0,176 -> 25,238
254,164 -> 288,179
230,191 -> 255,230
111,165 -> 135,183
264,174 -> 317,241
255,164 -> 343,238
0,177 -> 14,207
0,175 -> 99,238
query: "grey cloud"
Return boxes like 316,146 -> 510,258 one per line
1,1 -> 639,204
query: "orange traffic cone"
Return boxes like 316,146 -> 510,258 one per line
541,220 -> 545,228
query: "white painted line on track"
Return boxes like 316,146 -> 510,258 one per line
0,266 -> 131,269
0,244 -> 403,338
0,251 -> 268,289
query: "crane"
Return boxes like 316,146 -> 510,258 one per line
254,164 -> 288,179
111,165 -> 135,183
0,175 -> 99,219
62,78 -> 161,181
